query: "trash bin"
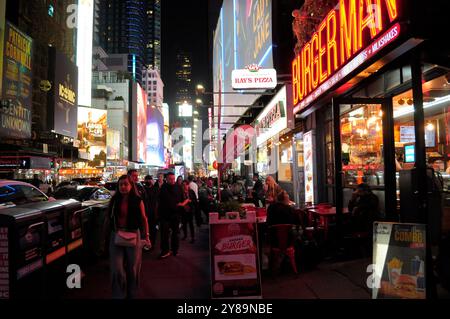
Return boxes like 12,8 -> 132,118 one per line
20,199 -> 83,297
82,202 -> 110,261
0,207 -> 46,299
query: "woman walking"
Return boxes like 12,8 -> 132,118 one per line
109,175 -> 151,299
181,180 -> 198,243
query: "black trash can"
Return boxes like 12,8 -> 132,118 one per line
0,207 -> 46,299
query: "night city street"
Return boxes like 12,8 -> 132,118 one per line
1,0 -> 450,311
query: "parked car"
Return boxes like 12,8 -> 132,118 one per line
0,180 -> 56,209
53,185 -> 112,207
104,181 -> 118,196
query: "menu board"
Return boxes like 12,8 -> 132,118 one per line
400,126 -> 415,143
372,222 -> 426,299
0,227 -> 9,299
303,131 -> 315,204
209,212 -> 261,298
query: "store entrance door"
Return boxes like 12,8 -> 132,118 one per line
332,98 -> 397,231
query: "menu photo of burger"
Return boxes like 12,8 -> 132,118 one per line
214,254 -> 257,281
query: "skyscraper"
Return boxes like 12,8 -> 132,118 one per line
145,0 -> 161,70
175,50 -> 193,106
98,0 -> 148,83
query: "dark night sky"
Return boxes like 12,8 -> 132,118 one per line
161,0 -> 222,110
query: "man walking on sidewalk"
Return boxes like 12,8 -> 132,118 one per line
158,172 -> 187,258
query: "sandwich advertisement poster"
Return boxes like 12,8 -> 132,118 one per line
372,222 -> 426,299
209,217 -> 261,298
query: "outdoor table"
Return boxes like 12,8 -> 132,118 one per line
306,207 -> 349,240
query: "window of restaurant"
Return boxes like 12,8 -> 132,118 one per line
392,72 -> 450,235
340,103 -> 385,211
256,145 -> 270,178
278,138 -> 293,182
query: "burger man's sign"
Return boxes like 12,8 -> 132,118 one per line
232,64 -> 277,90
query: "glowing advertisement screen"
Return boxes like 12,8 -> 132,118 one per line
136,83 -> 147,163
77,107 -> 107,162
1,22 -> 32,139
213,0 -> 273,128
48,47 -> 78,138
107,128 -> 120,160
76,0 -> 93,107
146,106 -> 164,167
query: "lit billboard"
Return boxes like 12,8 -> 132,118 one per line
146,106 -> 164,167
48,47 -> 78,138
213,0 -> 273,128
1,22 -> 32,139
131,83 -> 147,163
76,0 -> 93,107
107,128 -> 120,160
77,107 -> 107,162
178,102 -> 192,117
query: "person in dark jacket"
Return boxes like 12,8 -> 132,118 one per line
158,172 -> 188,258
267,191 -> 302,247
181,180 -> 198,243
128,169 -> 151,250
143,175 -> 158,250
347,183 -> 379,234
220,183 -> 234,202
267,191 -> 301,226
252,173 -> 265,207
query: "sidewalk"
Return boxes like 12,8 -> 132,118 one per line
64,224 -> 375,299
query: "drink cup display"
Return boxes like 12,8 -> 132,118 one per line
387,258 -> 403,285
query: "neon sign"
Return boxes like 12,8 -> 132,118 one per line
292,0 -> 402,113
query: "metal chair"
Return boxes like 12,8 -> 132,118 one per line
268,224 -> 298,274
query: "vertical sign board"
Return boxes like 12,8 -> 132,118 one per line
48,48 -> 78,138
0,227 -> 8,299
372,222 -> 426,299
0,0 -> 6,94
1,22 -> 32,139
303,130 -> 315,204
209,211 -> 262,298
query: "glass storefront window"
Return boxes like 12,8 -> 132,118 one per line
278,140 -> 293,182
340,104 -> 384,187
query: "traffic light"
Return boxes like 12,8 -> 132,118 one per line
50,160 -> 55,168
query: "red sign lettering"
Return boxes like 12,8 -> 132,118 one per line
292,0 -> 401,112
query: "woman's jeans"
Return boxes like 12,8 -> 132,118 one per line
109,230 -> 142,299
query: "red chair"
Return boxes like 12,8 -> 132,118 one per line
268,224 -> 298,274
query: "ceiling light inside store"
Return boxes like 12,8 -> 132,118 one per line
426,122 -> 435,131
394,95 -> 450,118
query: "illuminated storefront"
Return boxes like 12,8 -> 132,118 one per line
292,0 -> 450,256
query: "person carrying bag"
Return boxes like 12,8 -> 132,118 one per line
108,175 -> 151,299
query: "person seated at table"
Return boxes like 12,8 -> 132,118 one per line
267,191 -> 302,226
265,176 -> 283,206
220,183 -> 234,202
347,183 -> 379,234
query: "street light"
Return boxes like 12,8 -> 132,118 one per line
196,98 -> 203,105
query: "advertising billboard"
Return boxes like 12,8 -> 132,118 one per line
107,128 -> 120,160
0,1 -> 6,95
131,83 -> 147,163
213,0 -> 273,129
77,107 -> 107,162
48,48 -> 78,138
1,22 -> 32,139
146,106 -> 164,167
76,0 -> 93,107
